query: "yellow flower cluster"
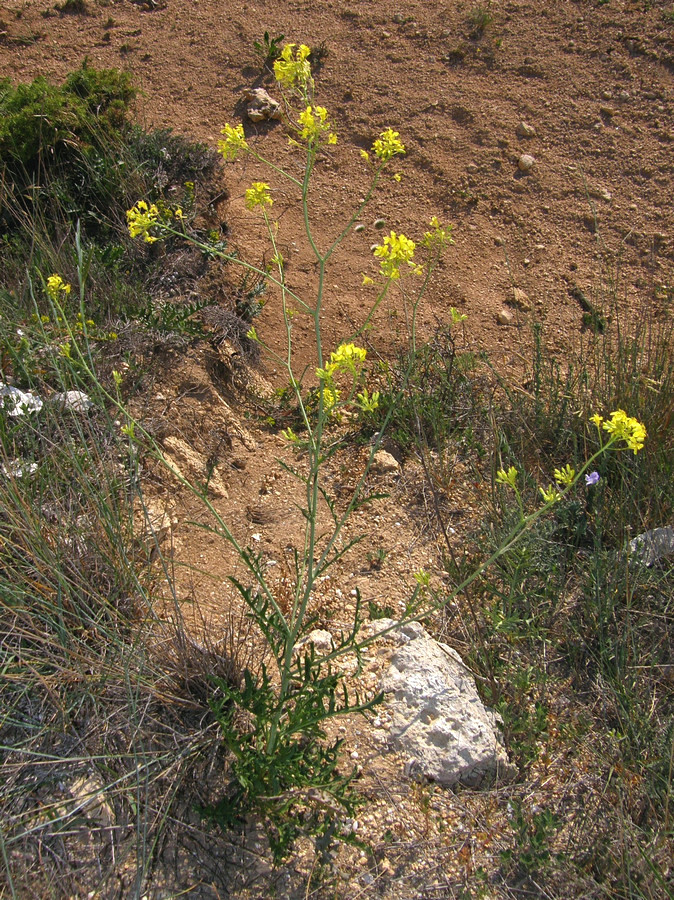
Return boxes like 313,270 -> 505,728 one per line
274,43 -> 312,92
374,231 -> 418,280
591,410 -> 647,454
423,216 -> 454,251
45,274 -> 71,302
315,343 -> 378,416
540,485 -> 562,504
245,182 -> 273,210
298,105 -> 337,145
356,387 -> 380,413
323,386 -> 339,411
495,466 -> 518,488
218,124 -> 249,161
553,464 -> 575,486
316,342 -> 367,381
372,128 -> 405,162
126,200 -> 160,243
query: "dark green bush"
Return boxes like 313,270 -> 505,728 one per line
0,63 -> 135,173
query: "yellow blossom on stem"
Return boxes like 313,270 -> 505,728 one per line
602,409 -> 647,454
323,386 -> 339,411
274,43 -> 312,92
540,485 -> 562,504
372,128 -> 405,162
45,274 -> 71,302
356,388 -> 380,413
330,343 -> 367,371
590,413 -> 604,428
374,231 -> 416,280
218,124 -> 248,160
297,105 -> 337,145
316,343 -> 367,381
126,200 -> 160,243
423,216 -> 454,251
495,466 -> 518,489
554,464 -> 576,486
245,182 -> 273,210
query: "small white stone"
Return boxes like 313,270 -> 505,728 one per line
518,153 -> 536,173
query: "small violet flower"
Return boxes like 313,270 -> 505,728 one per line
585,471 -> 600,486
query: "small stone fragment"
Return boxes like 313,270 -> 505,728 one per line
69,775 -> 115,829
497,308 -> 514,326
518,153 -> 536,173
243,87 -> 282,123
516,121 -> 536,138
295,629 -> 335,654
135,496 -> 174,543
162,436 -> 228,498
371,450 -> 400,476
508,287 -> 531,310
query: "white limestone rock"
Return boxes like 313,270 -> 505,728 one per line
0,383 -> 43,416
379,622 -> 516,787
628,526 -> 674,567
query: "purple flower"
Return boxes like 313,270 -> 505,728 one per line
585,471 -> 600,486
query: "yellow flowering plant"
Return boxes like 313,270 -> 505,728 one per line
496,408 -> 647,521
121,39 -> 656,861
126,200 -> 161,243
297,105 -> 337,146
121,41 -> 478,860
244,182 -> 274,210
273,42 -> 312,95
45,274 -> 71,302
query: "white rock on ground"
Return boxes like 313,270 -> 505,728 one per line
295,629 -> 335,655
378,621 -> 516,787
628,526 -> 674,567
0,383 -> 43,416
52,390 -> 94,412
